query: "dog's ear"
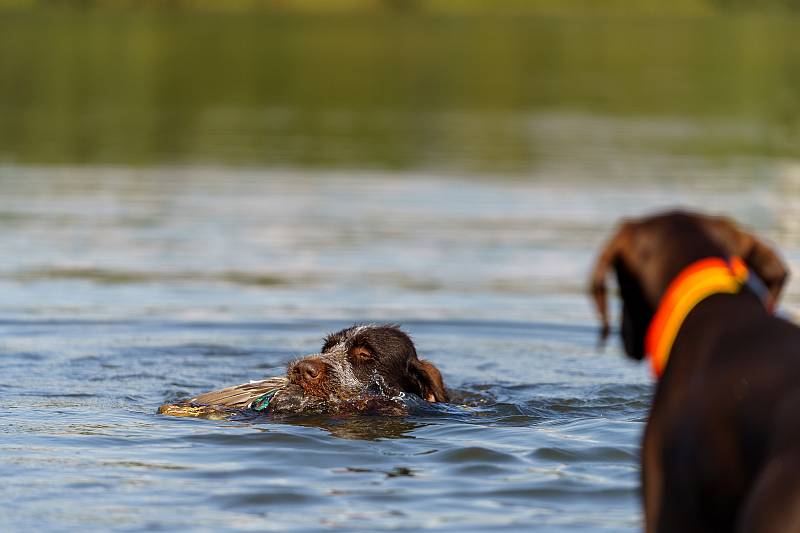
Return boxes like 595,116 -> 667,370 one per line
739,233 -> 788,310
589,221 -> 652,359
408,359 -> 448,403
707,217 -> 789,309
589,221 -> 632,340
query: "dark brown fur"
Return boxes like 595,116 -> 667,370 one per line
288,324 -> 448,403
158,324 -> 447,418
590,210 -> 800,532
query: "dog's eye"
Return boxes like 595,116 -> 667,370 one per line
352,347 -> 374,362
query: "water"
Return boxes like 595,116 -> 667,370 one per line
2,12 -> 800,169
4,167 -> 800,532
3,8 -> 800,533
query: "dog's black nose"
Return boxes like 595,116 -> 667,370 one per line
292,358 -> 325,384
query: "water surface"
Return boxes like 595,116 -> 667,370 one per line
4,168 -> 800,532
4,8 -> 800,532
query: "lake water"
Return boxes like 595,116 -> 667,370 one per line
3,8 -> 800,533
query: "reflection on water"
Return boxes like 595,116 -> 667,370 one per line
1,10 -> 800,169
267,415 -> 423,441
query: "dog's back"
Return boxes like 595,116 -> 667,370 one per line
652,295 -> 800,532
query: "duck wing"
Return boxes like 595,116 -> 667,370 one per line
189,376 -> 288,408
158,376 -> 288,418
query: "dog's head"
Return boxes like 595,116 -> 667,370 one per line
589,210 -> 788,360
286,324 -> 449,403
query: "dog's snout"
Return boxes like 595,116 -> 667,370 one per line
292,358 -> 325,385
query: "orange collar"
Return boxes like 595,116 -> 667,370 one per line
644,257 -> 749,378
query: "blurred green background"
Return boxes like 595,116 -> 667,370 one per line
2,1 -> 800,171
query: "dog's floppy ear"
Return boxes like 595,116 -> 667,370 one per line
590,222 -> 632,340
409,359 -> 448,403
739,232 -> 788,309
708,217 -> 789,309
589,221 -> 652,359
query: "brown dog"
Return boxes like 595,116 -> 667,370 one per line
590,210 -> 800,532
159,324 -> 448,417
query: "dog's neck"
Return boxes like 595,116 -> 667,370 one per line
645,256 -> 752,377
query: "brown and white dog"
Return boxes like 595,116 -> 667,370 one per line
159,324 -> 448,417
590,210 -> 800,532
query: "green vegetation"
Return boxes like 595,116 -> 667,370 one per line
1,7 -> 799,170
1,0 -> 798,14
